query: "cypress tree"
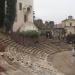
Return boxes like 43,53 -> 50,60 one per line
0,0 -> 17,32
5,0 -> 17,32
0,0 -> 5,28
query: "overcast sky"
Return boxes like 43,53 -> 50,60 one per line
34,0 -> 75,23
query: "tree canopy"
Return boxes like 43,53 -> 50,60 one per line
0,0 -> 17,32
6,0 -> 17,31
0,0 -> 5,28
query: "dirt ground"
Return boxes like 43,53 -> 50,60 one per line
0,54 -> 25,75
48,51 -> 75,75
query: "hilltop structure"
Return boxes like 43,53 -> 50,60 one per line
62,16 -> 75,35
13,0 -> 38,32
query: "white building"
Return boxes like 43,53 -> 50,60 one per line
13,0 -> 38,32
62,16 -> 75,35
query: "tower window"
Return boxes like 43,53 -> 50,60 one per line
27,6 -> 32,12
27,7 -> 30,12
24,15 -> 27,22
19,3 -> 22,10
70,22 -> 72,26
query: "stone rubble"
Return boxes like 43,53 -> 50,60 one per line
2,46 -> 65,75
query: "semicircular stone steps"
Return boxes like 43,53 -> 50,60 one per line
0,33 -> 72,60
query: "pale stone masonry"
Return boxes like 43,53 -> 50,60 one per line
13,0 -> 38,32
62,16 -> 75,35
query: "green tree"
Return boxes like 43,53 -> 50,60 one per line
0,0 -> 5,28
0,0 -> 17,32
6,0 -> 17,32
34,19 -> 45,30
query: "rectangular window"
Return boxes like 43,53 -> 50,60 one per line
70,22 -> 72,26
24,15 -> 27,22
19,3 -> 22,10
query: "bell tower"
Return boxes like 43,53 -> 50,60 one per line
13,0 -> 38,32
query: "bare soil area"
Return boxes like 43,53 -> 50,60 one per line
48,51 -> 75,75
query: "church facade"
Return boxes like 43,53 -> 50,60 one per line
13,0 -> 38,32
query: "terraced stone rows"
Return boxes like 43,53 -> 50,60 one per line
42,44 -> 57,53
51,42 -> 71,51
43,43 -> 61,52
0,34 -> 40,58
43,40 -> 71,50
0,33 -> 72,60
0,34 -> 68,75
0,39 -> 13,45
50,40 -> 71,49
32,45 -> 48,58
24,43 -> 57,58
39,39 -> 71,56
0,36 -> 13,46
8,44 -> 46,59
2,40 -> 65,58
39,42 -> 59,54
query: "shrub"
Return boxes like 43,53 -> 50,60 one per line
66,34 -> 75,44
17,30 -> 40,38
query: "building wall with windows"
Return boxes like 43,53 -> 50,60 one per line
62,16 -> 75,35
13,0 -> 38,32
16,0 -> 33,23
